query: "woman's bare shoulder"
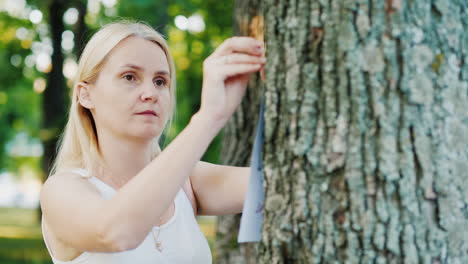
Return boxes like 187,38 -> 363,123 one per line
40,171 -> 100,210
41,171 -> 104,261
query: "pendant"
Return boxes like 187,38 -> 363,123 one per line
155,241 -> 164,252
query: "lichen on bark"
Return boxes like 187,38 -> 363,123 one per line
259,0 -> 468,263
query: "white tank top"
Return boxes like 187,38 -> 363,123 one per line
41,168 -> 212,264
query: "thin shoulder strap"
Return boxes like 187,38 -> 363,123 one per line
69,168 -> 89,177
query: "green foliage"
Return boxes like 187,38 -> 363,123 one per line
0,0 -> 233,171
163,0 -> 233,163
0,12 -> 42,171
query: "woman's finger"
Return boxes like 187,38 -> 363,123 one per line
220,63 -> 262,78
219,54 -> 266,65
213,37 -> 264,57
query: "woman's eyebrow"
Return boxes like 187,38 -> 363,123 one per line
120,63 -> 170,76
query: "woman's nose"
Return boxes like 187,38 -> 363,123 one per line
140,82 -> 158,102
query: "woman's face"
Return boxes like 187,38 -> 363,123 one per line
87,36 -> 171,141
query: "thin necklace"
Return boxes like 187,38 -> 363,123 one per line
152,217 -> 164,252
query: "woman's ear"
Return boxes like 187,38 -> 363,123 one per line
76,82 -> 94,109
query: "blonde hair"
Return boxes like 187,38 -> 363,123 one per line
50,20 -> 177,177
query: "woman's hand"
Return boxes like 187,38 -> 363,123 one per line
198,37 -> 265,126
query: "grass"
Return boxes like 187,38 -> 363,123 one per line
0,207 -> 217,263
0,207 -> 52,264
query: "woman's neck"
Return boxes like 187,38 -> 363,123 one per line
95,131 -> 155,189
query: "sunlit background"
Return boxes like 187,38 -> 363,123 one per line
0,0 -> 232,262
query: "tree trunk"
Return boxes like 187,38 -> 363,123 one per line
73,0 -> 88,59
215,1 -> 263,263
42,0 -> 68,176
38,0 -> 68,221
258,0 -> 468,263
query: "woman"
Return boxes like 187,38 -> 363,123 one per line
40,21 -> 265,263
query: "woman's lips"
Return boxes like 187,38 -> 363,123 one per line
136,110 -> 157,116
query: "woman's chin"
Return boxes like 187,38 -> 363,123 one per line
131,129 -> 161,141
141,131 -> 160,140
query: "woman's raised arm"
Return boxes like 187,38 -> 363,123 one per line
40,37 -> 265,252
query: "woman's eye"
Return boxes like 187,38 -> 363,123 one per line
154,78 -> 167,87
123,74 -> 136,82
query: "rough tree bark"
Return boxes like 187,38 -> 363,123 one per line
215,1 -> 263,263
257,0 -> 468,263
